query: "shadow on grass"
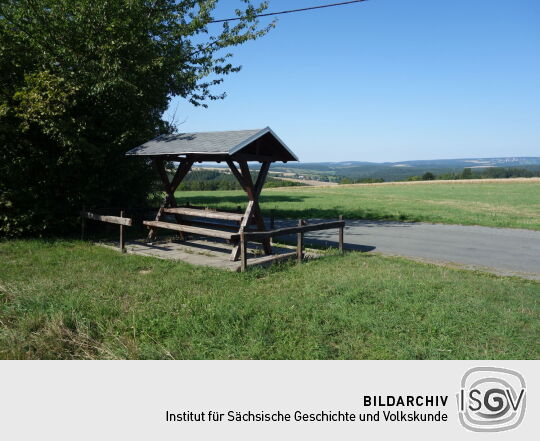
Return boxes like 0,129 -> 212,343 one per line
175,193 -> 423,223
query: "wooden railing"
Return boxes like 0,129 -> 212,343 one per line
236,216 -> 345,272
81,209 -> 132,253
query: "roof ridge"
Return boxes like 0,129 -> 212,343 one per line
171,128 -> 263,135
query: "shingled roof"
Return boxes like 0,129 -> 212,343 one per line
125,127 -> 298,162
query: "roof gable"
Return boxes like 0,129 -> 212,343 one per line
125,127 -> 298,162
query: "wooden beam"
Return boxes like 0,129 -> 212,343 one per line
154,158 -> 174,201
148,159 -> 192,241
81,211 -> 132,226
227,160 -> 272,259
119,210 -> 126,253
254,161 -> 271,197
229,201 -> 255,261
240,232 -> 247,272
163,207 -> 244,222
226,160 -> 249,192
297,219 -> 305,263
170,160 -> 193,193
143,221 -> 234,240
232,220 -> 345,240
240,251 -> 297,269
239,161 -> 272,256
238,160 -> 256,200
339,215 -> 344,253
232,153 -> 286,162
178,218 -> 255,232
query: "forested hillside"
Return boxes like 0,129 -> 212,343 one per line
176,170 -> 306,191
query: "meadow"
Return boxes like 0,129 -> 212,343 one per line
175,179 -> 540,230
1,240 -> 538,360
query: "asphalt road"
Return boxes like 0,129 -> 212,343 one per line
277,219 -> 540,280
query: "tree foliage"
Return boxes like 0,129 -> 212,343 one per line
407,167 -> 540,181
177,169 -> 306,191
0,0 -> 273,236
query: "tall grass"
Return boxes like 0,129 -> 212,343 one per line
1,240 -> 538,359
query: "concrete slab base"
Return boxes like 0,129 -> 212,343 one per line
102,237 -> 317,271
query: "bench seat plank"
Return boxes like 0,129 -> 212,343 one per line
143,220 -> 234,240
163,207 -> 244,222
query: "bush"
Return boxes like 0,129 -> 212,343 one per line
0,0 -> 271,236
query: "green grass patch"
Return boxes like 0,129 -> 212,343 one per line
175,181 -> 540,230
1,239 -> 538,359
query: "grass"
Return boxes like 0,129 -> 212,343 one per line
175,180 -> 540,230
1,239 -> 538,360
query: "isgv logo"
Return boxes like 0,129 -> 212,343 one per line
457,367 -> 526,432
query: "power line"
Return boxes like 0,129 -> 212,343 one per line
209,0 -> 368,24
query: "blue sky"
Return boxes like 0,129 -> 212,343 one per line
164,0 -> 540,162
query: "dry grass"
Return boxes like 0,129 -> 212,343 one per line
271,177 -> 540,190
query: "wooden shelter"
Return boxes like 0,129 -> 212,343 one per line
125,127 -> 299,261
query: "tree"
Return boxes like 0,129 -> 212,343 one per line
422,172 -> 435,180
460,168 -> 474,179
0,0 -> 273,236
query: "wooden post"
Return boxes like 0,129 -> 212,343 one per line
227,160 -> 272,260
338,215 -> 344,253
120,210 -> 126,253
148,159 -> 193,241
296,219 -> 304,263
240,231 -> 247,272
270,210 -> 275,230
81,205 -> 86,240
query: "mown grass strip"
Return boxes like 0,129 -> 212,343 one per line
175,181 -> 540,230
1,240 -> 538,360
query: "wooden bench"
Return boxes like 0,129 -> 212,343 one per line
143,220 -> 234,240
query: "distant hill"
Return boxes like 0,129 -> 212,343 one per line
267,157 -> 540,182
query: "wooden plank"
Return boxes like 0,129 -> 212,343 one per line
229,201 -> 255,260
143,221 -> 234,240
242,251 -> 297,268
297,219 -> 305,263
339,215 -> 344,253
148,205 -> 165,241
233,153 -> 288,162
235,220 -> 345,240
119,210 -> 126,253
163,207 -> 244,222
240,232 -> 247,272
179,219 -> 247,232
82,212 -> 133,226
